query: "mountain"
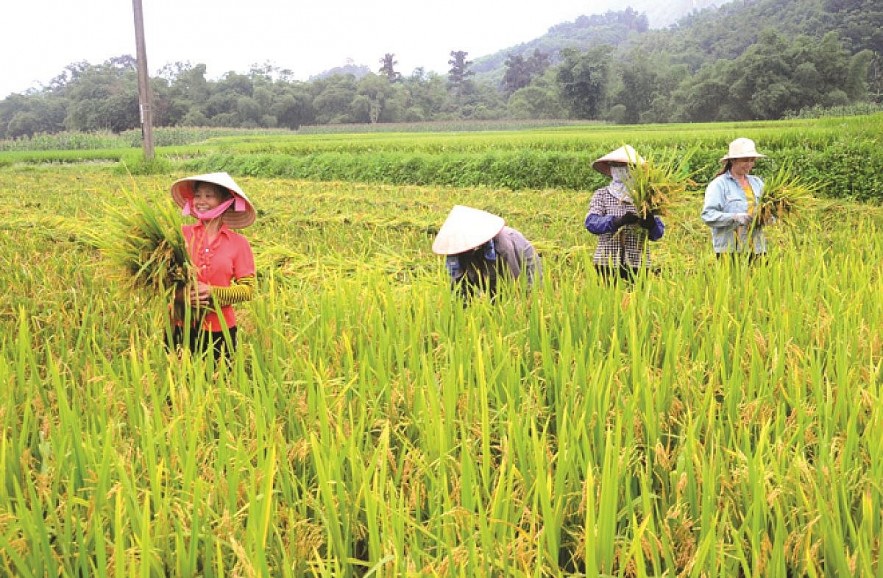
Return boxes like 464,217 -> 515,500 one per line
309,60 -> 372,82
623,0 -> 732,28
470,1 -> 731,82
312,1 -> 732,83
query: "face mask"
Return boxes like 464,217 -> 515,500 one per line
610,165 -> 631,184
182,197 -> 237,222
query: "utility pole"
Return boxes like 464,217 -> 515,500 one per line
132,0 -> 154,160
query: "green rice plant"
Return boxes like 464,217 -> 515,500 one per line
87,188 -> 193,318
2,137 -> 883,576
625,147 -> 697,218
757,160 -> 822,224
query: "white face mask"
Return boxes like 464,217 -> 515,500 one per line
610,165 -> 631,184
608,165 -> 633,201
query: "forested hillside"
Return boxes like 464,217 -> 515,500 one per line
470,1 -> 728,79
0,0 -> 879,138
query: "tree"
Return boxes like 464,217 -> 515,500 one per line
356,73 -> 395,123
447,51 -> 474,100
44,61 -> 91,93
270,85 -> 314,129
507,85 -> 564,119
155,62 -> 209,126
6,112 -> 43,138
0,93 -> 66,138
731,30 -> 851,118
502,54 -> 531,96
400,71 -> 447,121
670,60 -> 735,122
458,82 -> 506,120
642,64 -> 689,123
62,59 -> 140,132
846,49 -> 875,100
555,46 -> 612,119
311,74 -> 359,124
614,50 -> 658,123
236,96 -> 262,127
379,54 -> 401,83
501,49 -> 550,96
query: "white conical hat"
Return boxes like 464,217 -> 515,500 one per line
591,144 -> 645,176
432,205 -> 505,255
170,172 -> 256,228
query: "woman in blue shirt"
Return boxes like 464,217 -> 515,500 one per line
701,138 -> 769,259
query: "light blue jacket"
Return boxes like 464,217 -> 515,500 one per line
700,171 -> 767,254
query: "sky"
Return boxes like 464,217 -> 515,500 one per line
0,0 -> 622,100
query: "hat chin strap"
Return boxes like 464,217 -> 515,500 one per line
182,197 -> 237,221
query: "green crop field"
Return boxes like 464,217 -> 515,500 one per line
1,117 -> 882,576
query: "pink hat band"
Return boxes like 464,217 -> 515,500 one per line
181,196 -> 247,221
170,172 -> 256,228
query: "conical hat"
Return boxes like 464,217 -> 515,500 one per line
432,205 -> 505,255
170,172 -> 256,229
591,144 -> 645,176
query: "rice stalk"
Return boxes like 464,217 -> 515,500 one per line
757,161 -> 821,223
625,148 -> 697,218
89,189 -> 193,313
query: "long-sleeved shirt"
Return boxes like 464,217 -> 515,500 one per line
700,171 -> 767,254
584,186 -> 664,268
183,222 -> 256,331
493,226 -> 542,287
446,226 -> 542,290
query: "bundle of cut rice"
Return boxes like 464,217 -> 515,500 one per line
756,161 -> 820,224
90,190 -> 192,301
625,148 -> 696,218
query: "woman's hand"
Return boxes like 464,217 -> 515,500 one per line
612,212 -> 641,229
639,212 -> 656,230
188,282 -> 213,307
732,213 -> 751,226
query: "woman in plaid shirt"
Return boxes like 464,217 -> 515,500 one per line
584,145 -> 665,282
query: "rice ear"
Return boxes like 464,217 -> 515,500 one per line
625,147 -> 697,218
758,161 -> 822,222
92,188 -> 193,299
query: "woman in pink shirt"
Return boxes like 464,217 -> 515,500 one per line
169,172 -> 256,358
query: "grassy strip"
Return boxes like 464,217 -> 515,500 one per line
2,114 -> 882,199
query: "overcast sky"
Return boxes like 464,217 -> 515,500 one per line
0,0 -> 626,99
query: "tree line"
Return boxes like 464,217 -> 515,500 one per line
0,0 -> 880,139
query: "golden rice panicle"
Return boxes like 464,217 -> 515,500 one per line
626,147 -> 696,219
92,189 -> 192,297
758,161 -> 822,223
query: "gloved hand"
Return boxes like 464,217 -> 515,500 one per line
612,212 -> 640,229
732,212 -> 751,226
639,212 -> 657,230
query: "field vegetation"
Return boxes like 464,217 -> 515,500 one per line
2,114 -> 882,201
1,116 -> 882,576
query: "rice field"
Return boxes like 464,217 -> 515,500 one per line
1,153 -> 882,576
